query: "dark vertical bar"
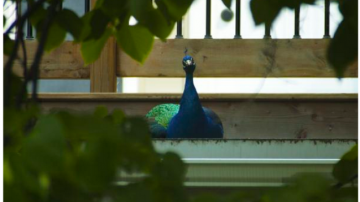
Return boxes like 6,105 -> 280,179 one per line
26,21 -> 34,39
85,0 -> 90,13
26,1 -> 34,39
204,0 -> 212,39
323,0 -> 330,38
15,0 -> 21,40
57,1 -> 63,11
234,0 -> 242,39
293,4 -> 301,39
176,20 -> 183,39
264,22 -> 271,39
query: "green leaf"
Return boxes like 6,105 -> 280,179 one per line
4,159 -> 13,184
268,174 -> 332,202
333,144 -> 358,184
115,24 -> 154,64
222,0 -> 232,9
22,115 -> 67,174
76,11 -> 93,42
94,0 -> 105,8
5,153 -> 43,201
193,194 -> 222,202
4,105 -> 39,152
36,22 -> 66,52
3,15 -> 6,27
77,9 -> 111,42
75,120 -> 121,191
29,7 -> 47,26
130,0 -> 153,21
327,0 -> 358,78
94,106 -> 108,118
4,34 -> 15,56
89,9 -> 111,40
111,109 -> 126,124
100,0 -> 129,18
156,0 -> 193,21
161,152 -> 186,181
250,0 -> 283,25
130,0 -> 175,40
154,0 -> 173,24
4,72 -> 28,108
80,28 -> 112,65
55,9 -> 83,40
327,21 -> 358,78
148,151 -> 188,202
145,9 -> 175,40
250,0 -> 316,25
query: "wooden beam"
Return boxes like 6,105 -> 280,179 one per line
36,93 -> 358,139
7,41 -> 89,79
90,37 -> 117,92
6,39 -> 358,79
89,0 -> 117,92
118,39 -> 358,78
35,93 -> 357,101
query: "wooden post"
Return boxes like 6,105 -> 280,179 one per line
89,0 -> 117,92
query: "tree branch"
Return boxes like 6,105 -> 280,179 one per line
4,0 -> 46,35
16,32 -> 29,108
4,0 -> 47,106
30,0 -> 61,102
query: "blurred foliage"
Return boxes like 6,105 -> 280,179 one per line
192,174 -> 357,202
5,101 -> 187,202
249,0 -> 316,26
3,0 -> 359,201
3,73 -> 358,201
327,0 -> 358,78
333,144 -> 358,184
5,94 -> 358,202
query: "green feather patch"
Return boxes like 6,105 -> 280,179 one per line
146,104 -> 179,128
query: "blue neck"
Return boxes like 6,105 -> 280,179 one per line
179,73 -> 204,117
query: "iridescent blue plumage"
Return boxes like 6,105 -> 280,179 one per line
146,55 -> 223,138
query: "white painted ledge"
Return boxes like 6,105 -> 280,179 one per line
118,140 -> 356,187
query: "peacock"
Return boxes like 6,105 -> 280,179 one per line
145,55 -> 224,138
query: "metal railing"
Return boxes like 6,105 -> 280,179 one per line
174,0 -> 332,39
20,0 -> 332,40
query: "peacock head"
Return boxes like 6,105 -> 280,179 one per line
182,55 -> 196,74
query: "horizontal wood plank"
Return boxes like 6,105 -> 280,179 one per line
5,39 -> 358,79
36,93 -> 357,101
6,41 -> 89,79
118,39 -> 358,78
37,93 -> 358,139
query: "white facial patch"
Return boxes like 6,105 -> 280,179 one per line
185,60 -> 192,66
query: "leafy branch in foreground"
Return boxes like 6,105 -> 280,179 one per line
4,103 -> 358,202
4,0 -> 194,106
4,0 -> 194,66
3,0 -> 358,201
4,105 -> 187,202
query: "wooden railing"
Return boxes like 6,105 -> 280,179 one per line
9,39 -> 359,79
5,0 -> 358,139
37,93 -> 357,139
